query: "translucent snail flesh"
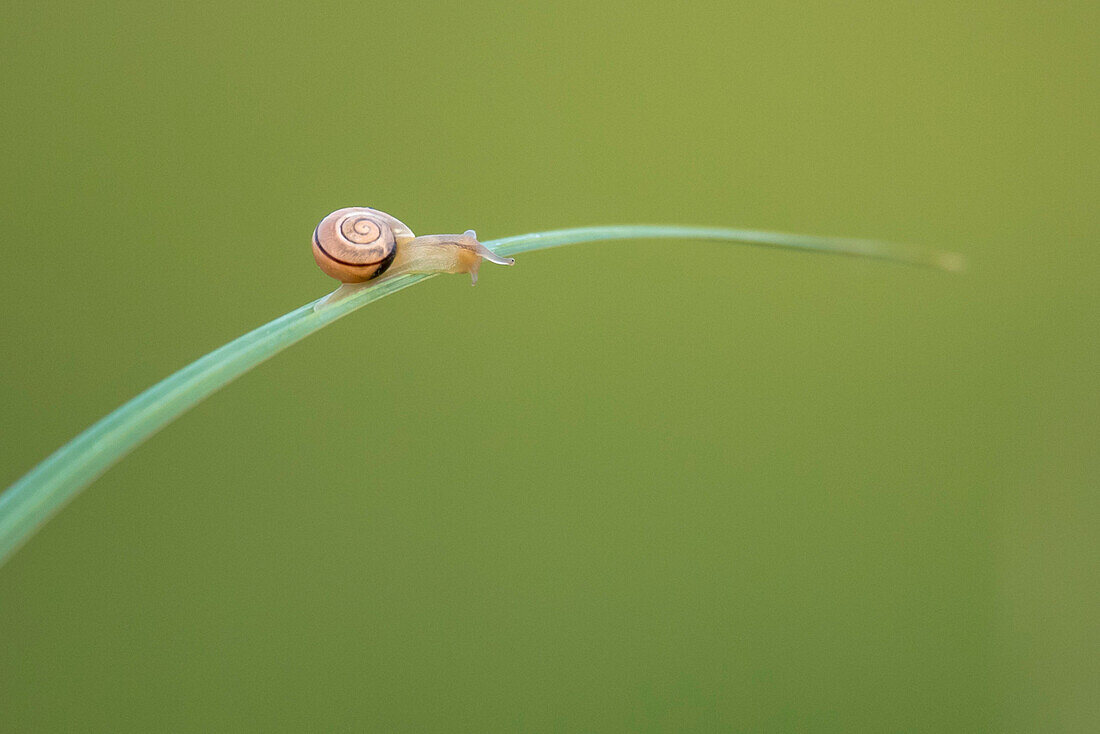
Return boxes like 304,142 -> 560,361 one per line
312,207 -> 514,285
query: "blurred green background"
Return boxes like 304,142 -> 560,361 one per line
1,1 -> 1096,731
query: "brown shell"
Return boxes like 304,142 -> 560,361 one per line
311,207 -> 415,283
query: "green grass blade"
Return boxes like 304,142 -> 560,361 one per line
0,225 -> 962,565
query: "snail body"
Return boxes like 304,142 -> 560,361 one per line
312,206 -> 513,286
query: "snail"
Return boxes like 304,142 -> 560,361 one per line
312,207 -> 514,290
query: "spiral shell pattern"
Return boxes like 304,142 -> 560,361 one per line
312,207 -> 411,283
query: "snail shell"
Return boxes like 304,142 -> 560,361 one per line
311,207 -> 415,283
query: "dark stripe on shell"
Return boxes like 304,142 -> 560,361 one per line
367,241 -> 398,279
314,233 -> 392,268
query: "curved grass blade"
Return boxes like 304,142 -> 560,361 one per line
0,225 -> 962,565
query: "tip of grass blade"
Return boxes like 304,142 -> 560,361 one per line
935,251 -> 968,273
